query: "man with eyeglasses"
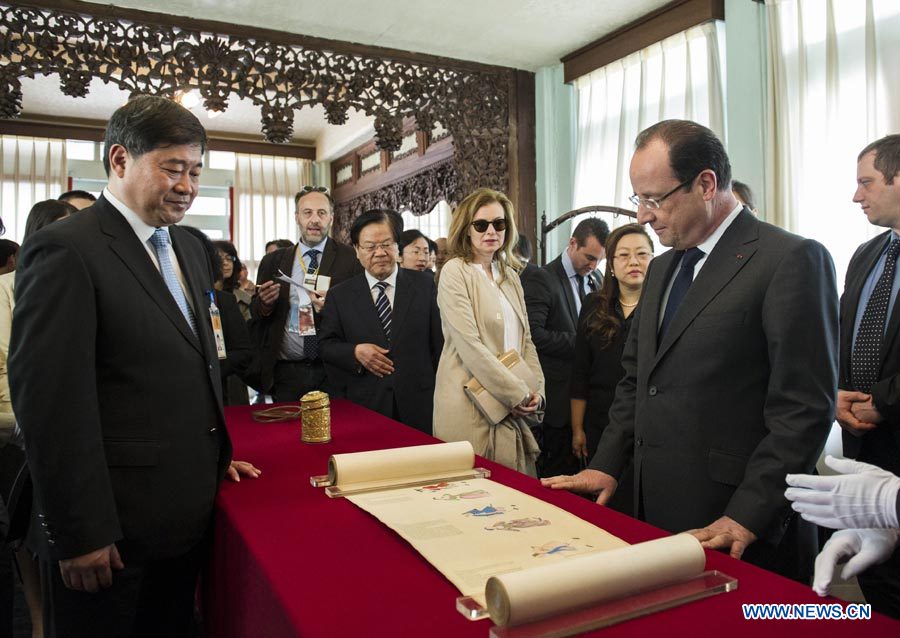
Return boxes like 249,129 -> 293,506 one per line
251,186 -> 362,402
522,218 -> 608,478
318,210 -> 442,433
543,119 -> 838,584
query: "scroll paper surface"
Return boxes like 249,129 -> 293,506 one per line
347,476 -> 627,605
485,533 -> 706,626
329,441 -> 475,488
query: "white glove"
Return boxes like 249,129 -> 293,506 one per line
784,455 -> 900,529
812,528 -> 900,597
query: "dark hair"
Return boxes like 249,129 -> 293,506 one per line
572,218 -> 610,248
349,210 -> 400,246
635,120 -> 732,192
58,190 -> 97,204
265,239 -> 294,251
103,95 -> 208,175
516,233 -> 533,262
426,237 -> 438,255
294,186 -> 335,212
23,200 -> 77,241
586,224 -> 653,346
213,240 -> 242,292
732,180 -> 756,210
179,226 -> 224,282
0,239 -> 19,265
399,229 -> 428,256
859,135 -> 900,186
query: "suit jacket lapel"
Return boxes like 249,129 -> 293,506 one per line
97,198 -> 203,354
653,210 -> 759,366
840,235 -> 884,378
170,226 -> 211,355
351,274 -> 388,347
390,269 -> 414,344
499,274 -> 528,339
318,238 -> 337,275
643,249 -> 679,356
548,257 -> 578,324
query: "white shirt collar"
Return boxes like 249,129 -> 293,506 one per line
365,264 -> 398,289
696,202 -> 744,256
103,187 -> 163,243
561,249 -> 577,279
299,237 -> 328,255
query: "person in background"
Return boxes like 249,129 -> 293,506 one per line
0,239 -> 18,276
433,188 -> 544,476
732,180 -> 758,215
434,237 -> 449,275
319,211 -> 443,434
398,229 -> 430,272
252,186 -> 362,402
184,229 -> 253,406
523,218 -> 608,479
0,202 -> 74,638
426,237 -> 438,271
215,240 -> 251,322
58,190 -> 96,211
826,133 -> 900,616
569,224 -> 652,513
265,239 -> 293,254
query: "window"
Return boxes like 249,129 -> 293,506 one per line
401,200 -> 451,240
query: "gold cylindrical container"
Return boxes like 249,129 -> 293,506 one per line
300,390 -> 331,443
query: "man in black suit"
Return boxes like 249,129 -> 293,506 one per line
319,211 -> 442,433
252,187 -> 362,402
8,96 -> 258,637
544,120 -> 838,583
832,134 -> 900,615
523,218 -> 607,478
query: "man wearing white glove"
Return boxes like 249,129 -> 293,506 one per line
786,455 -> 900,618
827,133 -> 900,617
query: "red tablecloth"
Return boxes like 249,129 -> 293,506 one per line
203,402 -> 900,637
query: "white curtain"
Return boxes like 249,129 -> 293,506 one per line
766,0 -> 900,285
572,21 -> 726,243
233,154 -> 313,279
401,200 -> 451,240
0,136 -> 67,242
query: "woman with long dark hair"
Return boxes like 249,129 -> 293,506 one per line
570,223 -> 653,513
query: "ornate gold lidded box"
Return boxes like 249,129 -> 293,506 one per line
300,391 -> 331,443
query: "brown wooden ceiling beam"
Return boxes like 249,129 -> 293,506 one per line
561,0 -> 724,84
16,0 -> 513,74
0,118 -> 317,160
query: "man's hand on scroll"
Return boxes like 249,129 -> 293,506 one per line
541,469 -> 618,505
687,516 -> 757,560
355,344 -> 394,377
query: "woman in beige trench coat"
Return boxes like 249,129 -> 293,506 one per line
433,188 -> 544,476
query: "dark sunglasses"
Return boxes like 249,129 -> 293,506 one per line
471,218 -> 507,233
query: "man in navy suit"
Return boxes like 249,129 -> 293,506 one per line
834,134 -> 900,616
319,210 -> 443,434
9,96 -> 258,637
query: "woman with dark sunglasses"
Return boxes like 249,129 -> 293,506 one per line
432,188 -> 544,476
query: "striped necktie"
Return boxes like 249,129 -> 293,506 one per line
149,229 -> 197,337
851,239 -> 900,392
374,281 -> 392,342
302,248 -> 321,360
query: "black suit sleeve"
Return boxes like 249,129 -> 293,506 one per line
9,234 -> 122,560
318,287 -> 363,376
570,294 -> 599,401
523,267 -> 575,358
427,277 -> 444,371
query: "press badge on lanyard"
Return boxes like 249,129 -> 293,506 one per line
207,291 -> 227,359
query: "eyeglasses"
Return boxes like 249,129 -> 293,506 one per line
628,174 -> 699,210
403,247 -> 429,257
298,185 -> 329,196
613,250 -> 653,262
470,218 -> 507,233
219,253 -> 237,262
358,241 -> 397,254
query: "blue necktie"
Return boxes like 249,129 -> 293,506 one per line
149,229 -> 197,337
303,249 -> 321,359
659,247 -> 704,339
851,239 -> 900,392
374,281 -> 392,342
